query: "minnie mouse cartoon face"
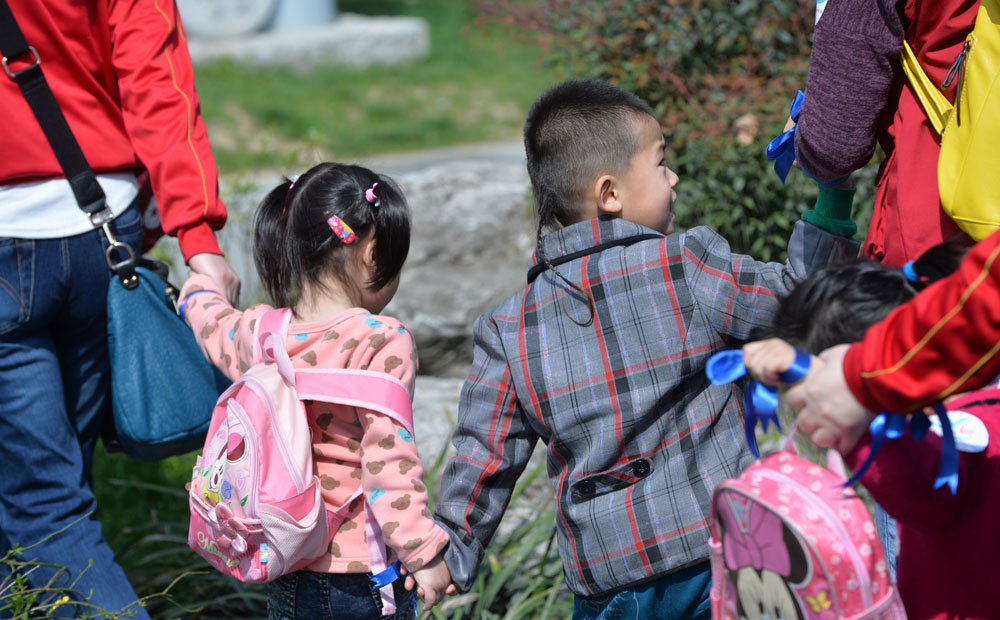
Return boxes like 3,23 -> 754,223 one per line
717,492 -> 811,620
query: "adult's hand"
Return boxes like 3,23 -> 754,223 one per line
785,344 -> 873,455
188,253 -> 241,306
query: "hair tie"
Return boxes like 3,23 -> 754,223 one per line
903,260 -> 923,283
327,215 -> 356,244
365,182 -> 381,208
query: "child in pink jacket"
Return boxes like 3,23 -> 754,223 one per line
180,162 -> 452,619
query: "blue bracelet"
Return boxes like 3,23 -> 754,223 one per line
178,289 -> 220,323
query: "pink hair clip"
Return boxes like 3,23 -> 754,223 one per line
327,215 -> 356,244
365,182 -> 380,208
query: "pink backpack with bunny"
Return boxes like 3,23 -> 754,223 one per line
188,309 -> 414,613
709,445 -> 907,620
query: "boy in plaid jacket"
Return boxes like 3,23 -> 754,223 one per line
433,79 -> 858,619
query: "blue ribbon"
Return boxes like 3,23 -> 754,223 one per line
369,560 -> 403,590
844,404 -> 958,495
931,403 -> 959,494
765,90 -> 806,184
706,349 -> 811,458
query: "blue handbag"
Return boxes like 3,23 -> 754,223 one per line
106,259 -> 230,461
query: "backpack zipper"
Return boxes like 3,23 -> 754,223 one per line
227,397 -> 262,515
753,468 -> 873,610
942,36 -> 974,128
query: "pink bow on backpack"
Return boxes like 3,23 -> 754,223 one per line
720,500 -> 791,576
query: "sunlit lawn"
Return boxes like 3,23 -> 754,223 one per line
195,0 -> 561,171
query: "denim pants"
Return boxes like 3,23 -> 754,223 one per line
0,204 -> 150,619
874,504 -> 899,582
268,569 -> 416,620
573,560 -> 712,620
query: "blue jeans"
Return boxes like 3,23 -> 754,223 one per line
573,561 -> 712,620
0,204 -> 149,619
874,504 -> 899,582
268,570 -> 416,620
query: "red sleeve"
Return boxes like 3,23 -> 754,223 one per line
844,229 -> 1000,413
107,0 -> 225,260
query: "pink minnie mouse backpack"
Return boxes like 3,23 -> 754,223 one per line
188,309 -> 415,613
709,444 -> 907,620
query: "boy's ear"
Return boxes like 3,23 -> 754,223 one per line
594,174 -> 622,216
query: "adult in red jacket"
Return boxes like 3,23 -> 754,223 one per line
0,1 -> 238,615
793,0 -> 978,267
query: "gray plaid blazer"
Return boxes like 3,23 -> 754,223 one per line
435,216 -> 857,596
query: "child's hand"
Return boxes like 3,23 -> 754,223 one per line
742,338 -> 799,386
402,554 -> 456,612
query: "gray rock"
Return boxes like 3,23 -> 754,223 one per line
185,14 -> 429,70
156,141 -> 536,378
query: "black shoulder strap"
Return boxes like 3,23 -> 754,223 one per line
527,233 -> 662,284
0,0 -> 109,225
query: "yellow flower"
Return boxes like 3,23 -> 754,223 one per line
49,595 -> 71,615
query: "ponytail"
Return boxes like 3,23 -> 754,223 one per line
253,179 -> 296,308
252,163 -> 411,309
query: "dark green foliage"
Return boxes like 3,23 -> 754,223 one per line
475,0 -> 879,260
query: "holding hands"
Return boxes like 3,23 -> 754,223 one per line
403,553 -> 458,613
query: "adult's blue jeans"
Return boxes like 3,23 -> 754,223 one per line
573,560 -> 712,620
0,204 -> 150,619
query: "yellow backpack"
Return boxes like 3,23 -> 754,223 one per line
900,0 -> 1000,241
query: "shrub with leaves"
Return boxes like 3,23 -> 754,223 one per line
474,0 -> 880,260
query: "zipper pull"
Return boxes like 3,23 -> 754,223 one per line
942,38 -> 972,127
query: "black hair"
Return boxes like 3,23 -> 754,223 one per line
909,237 -> 969,286
252,162 -> 410,309
524,79 -> 655,324
766,240 -> 967,354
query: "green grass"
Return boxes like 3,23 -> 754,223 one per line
88,438 -> 570,619
195,0 -> 561,172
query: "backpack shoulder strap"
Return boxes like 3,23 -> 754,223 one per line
296,369 -> 414,432
899,39 -> 952,135
252,308 -> 292,364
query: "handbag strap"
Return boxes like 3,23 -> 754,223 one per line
0,0 -> 110,226
0,1 -> 141,286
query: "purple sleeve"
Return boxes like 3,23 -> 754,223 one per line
793,0 -> 906,184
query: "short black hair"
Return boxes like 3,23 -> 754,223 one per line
524,78 -> 655,229
523,79 -> 655,326
253,162 -> 410,308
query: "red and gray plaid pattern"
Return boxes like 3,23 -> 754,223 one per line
435,217 -> 857,596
